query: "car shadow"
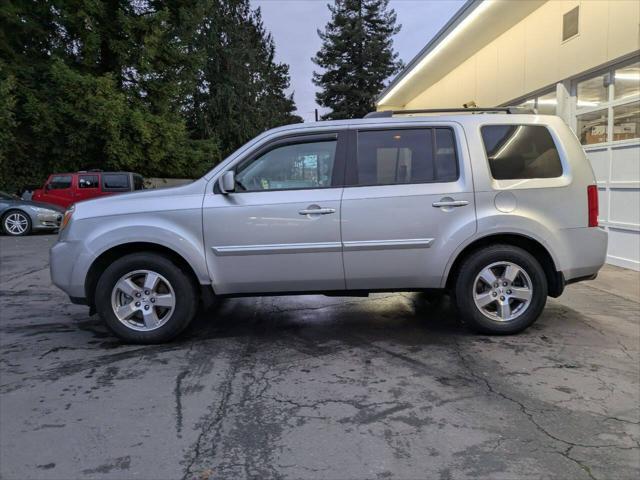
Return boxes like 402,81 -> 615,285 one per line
68,292 -> 471,351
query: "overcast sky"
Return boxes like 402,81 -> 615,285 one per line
251,0 -> 465,121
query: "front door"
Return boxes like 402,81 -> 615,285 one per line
340,125 -> 477,289
202,132 -> 347,294
43,174 -> 75,208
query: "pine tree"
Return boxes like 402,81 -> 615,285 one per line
186,0 -> 301,159
313,0 -> 403,120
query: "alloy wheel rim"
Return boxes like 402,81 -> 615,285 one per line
4,213 -> 28,235
111,270 -> 176,332
473,261 -> 533,322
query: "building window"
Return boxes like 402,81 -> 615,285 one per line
536,91 -> 558,115
562,6 -> 579,42
574,59 -> 640,145
514,90 -> 556,115
577,74 -> 609,109
614,61 -> 640,101
577,109 -> 608,145
613,101 -> 639,142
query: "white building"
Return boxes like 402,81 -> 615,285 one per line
377,0 -> 640,270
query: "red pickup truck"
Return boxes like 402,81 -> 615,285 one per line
32,171 -> 144,209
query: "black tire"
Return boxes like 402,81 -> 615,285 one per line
2,210 -> 32,236
95,252 -> 199,344
454,244 -> 547,335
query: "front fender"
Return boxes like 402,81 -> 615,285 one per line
68,210 -> 209,292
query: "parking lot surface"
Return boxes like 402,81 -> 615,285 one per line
1,234 -> 639,480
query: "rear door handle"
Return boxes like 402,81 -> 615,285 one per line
299,207 -> 336,215
432,200 -> 469,208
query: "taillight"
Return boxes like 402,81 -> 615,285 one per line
587,185 -> 599,227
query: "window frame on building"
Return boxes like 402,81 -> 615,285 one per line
511,87 -> 558,116
572,59 -> 640,148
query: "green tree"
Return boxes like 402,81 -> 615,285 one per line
0,0 -> 299,192
186,0 -> 301,159
313,0 -> 403,120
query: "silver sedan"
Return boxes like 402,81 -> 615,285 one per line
0,191 -> 64,236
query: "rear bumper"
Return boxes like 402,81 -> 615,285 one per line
558,227 -> 608,282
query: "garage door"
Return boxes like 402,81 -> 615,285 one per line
575,60 -> 640,271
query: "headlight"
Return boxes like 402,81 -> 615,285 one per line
60,205 -> 74,230
31,206 -> 57,214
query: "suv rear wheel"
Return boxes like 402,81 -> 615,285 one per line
95,252 -> 198,343
454,245 -> 547,334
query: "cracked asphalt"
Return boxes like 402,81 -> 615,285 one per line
1,234 -> 639,480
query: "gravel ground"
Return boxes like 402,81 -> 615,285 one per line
1,234 -> 639,480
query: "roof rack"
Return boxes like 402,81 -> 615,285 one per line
364,107 -> 534,118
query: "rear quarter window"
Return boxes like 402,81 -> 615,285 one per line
102,173 -> 130,191
481,125 -> 563,180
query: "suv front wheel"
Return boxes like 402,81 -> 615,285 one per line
95,252 -> 198,343
454,245 -> 548,334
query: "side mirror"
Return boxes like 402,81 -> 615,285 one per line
218,171 -> 235,194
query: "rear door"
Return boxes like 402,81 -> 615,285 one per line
75,174 -> 101,202
340,123 -> 477,289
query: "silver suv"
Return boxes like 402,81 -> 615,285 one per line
50,109 -> 607,343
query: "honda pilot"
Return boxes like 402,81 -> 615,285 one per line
50,109 -> 607,343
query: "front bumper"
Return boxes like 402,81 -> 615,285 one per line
33,212 -> 62,230
50,240 -> 88,299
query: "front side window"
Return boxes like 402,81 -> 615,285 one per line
102,173 -> 130,190
79,175 -> 99,189
354,128 -> 458,186
49,175 -> 72,190
235,140 -> 336,191
481,125 -> 563,180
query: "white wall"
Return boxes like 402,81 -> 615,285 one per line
403,0 -> 640,109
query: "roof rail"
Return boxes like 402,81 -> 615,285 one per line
364,107 -> 534,118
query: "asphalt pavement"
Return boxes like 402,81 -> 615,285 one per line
1,234 -> 639,480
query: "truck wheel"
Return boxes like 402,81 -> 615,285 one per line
454,245 -> 547,334
95,252 -> 198,344
2,210 -> 32,236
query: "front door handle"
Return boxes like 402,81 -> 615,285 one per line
432,200 -> 469,208
299,207 -> 336,216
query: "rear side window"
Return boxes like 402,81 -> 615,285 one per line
481,125 -> 563,180
79,175 -> 99,189
49,175 -> 72,189
355,128 -> 458,186
102,173 -> 130,191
